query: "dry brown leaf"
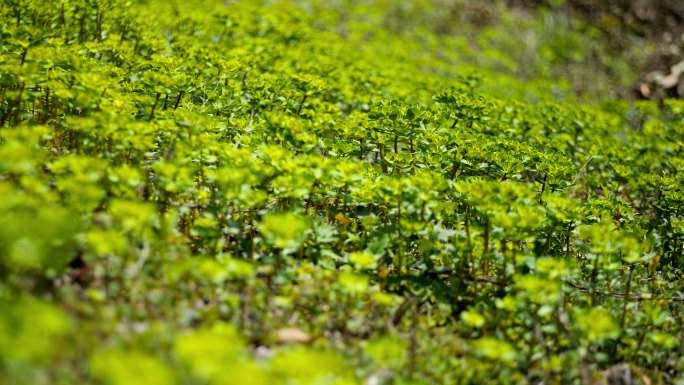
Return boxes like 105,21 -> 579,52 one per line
275,327 -> 312,344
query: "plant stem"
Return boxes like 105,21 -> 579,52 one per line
620,267 -> 634,328
297,94 -> 307,115
149,92 -> 160,121
483,216 -> 490,278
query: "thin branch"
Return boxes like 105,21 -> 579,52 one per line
571,154 -> 594,185
564,280 -> 684,302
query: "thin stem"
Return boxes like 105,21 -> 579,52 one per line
620,267 -> 634,328
149,92 -> 160,121
297,94 -> 307,115
483,216 -> 490,278
590,253 -> 600,307
173,91 -> 184,111
539,174 -> 548,204
20,47 -> 27,66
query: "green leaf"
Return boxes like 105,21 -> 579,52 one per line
259,212 -> 311,252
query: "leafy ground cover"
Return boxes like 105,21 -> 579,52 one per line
1,0 -> 684,384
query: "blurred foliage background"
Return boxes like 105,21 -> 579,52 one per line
300,0 -> 684,100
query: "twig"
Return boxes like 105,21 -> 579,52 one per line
391,296 -> 417,326
149,92 -> 160,121
571,154 -> 594,185
127,241 -> 150,279
564,280 -> 684,302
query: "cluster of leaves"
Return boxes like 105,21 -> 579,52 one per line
1,0 -> 684,384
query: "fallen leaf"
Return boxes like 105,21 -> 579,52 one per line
275,327 -> 312,344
